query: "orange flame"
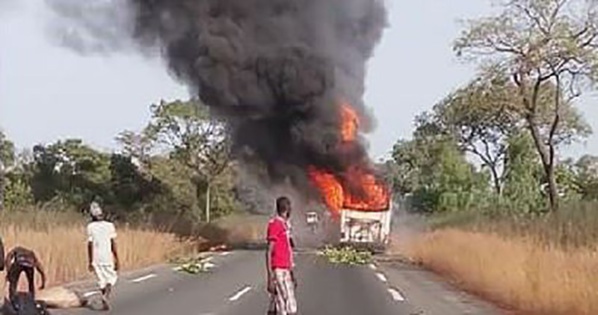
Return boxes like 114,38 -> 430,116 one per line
340,103 -> 358,142
308,102 -> 390,217
307,167 -> 343,215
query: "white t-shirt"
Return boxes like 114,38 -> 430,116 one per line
87,221 -> 117,266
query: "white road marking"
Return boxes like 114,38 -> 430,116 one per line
376,272 -> 388,283
369,263 -> 377,270
131,273 -> 157,283
228,286 -> 252,302
220,251 -> 232,256
83,291 -> 100,298
388,288 -> 406,302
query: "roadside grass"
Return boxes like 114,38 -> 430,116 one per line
209,213 -> 268,246
0,209 -> 269,289
396,202 -> 598,315
0,208 -> 196,289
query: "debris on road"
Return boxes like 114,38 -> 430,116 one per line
318,246 -> 372,265
171,255 -> 216,274
37,286 -> 85,309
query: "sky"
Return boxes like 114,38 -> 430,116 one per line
1,0 -> 597,160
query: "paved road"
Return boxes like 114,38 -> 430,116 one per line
53,250 -> 504,315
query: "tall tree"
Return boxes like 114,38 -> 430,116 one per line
426,75 -> 518,195
0,131 -> 15,210
146,99 -> 232,222
455,0 -> 598,210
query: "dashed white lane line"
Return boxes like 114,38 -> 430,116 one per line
388,288 -> 406,302
228,286 -> 252,302
369,263 -> 377,270
131,273 -> 157,283
375,272 -> 388,283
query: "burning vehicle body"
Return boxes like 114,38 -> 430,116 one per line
309,104 -> 392,253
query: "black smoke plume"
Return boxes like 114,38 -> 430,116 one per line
46,0 -> 388,198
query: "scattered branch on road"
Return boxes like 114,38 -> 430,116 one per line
171,254 -> 215,274
318,246 -> 372,266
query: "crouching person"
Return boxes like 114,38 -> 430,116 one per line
5,246 -> 46,311
87,202 -> 120,311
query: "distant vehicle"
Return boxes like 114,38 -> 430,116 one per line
306,212 -> 318,224
339,203 -> 392,254
306,211 -> 319,232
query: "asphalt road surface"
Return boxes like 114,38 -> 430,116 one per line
53,250 -> 504,315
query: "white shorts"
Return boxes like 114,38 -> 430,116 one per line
93,264 -> 118,289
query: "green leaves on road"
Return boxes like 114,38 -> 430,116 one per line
172,255 -> 215,275
318,246 -> 372,266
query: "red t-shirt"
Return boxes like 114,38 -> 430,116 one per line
267,216 -> 293,269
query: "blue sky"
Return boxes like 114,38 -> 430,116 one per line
1,1 -> 597,160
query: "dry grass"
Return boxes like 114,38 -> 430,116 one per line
212,213 -> 268,245
400,229 -> 598,315
0,210 -> 197,290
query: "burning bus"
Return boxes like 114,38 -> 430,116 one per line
309,104 -> 393,253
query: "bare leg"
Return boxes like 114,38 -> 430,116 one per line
25,267 -> 35,299
8,267 -> 20,304
100,284 -> 112,310
104,283 -> 112,300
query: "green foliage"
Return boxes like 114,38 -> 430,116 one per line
318,246 -> 372,265
30,139 -> 111,206
144,99 -> 233,222
501,132 -> 546,213
392,131 -> 490,213
173,255 -> 215,274
3,177 -> 33,208
0,130 -> 16,210
0,131 -> 15,167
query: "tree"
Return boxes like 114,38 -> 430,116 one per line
115,129 -> 155,178
145,99 -> 232,222
425,74 -> 518,195
455,0 -> 598,210
108,153 -> 164,211
559,154 -> 598,200
391,128 -> 489,213
428,73 -> 589,196
30,139 -> 111,206
0,131 -> 15,210
502,131 -> 545,213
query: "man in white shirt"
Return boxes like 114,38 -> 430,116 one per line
87,202 -> 120,311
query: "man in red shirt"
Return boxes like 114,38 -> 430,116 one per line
266,196 -> 297,315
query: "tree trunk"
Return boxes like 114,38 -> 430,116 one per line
205,182 -> 211,223
545,160 -> 558,211
515,72 -> 559,212
489,165 -> 502,196
527,116 -> 558,211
